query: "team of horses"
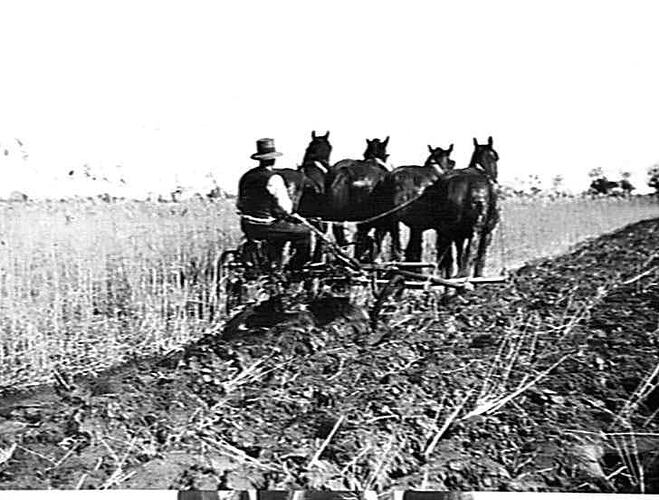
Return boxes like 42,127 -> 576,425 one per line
277,132 -> 500,278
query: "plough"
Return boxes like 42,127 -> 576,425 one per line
218,214 -> 507,322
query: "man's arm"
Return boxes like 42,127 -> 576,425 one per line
266,174 -> 293,214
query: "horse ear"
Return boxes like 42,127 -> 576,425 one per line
428,145 -> 433,152
448,143 -> 454,154
324,131 -> 330,139
383,136 -> 390,147
473,137 -> 479,147
488,136 -> 493,146
312,130 -> 317,139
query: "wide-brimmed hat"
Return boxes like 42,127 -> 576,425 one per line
250,138 -> 283,160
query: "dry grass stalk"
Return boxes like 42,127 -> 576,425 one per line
566,429 -> 659,438
603,364 -> 659,492
101,469 -> 137,489
222,359 -> 268,394
49,446 -> 76,470
632,433 -> 645,494
621,265 -> 659,286
75,472 -> 88,489
100,436 -> 138,489
202,436 -> 280,472
615,362 -> 659,426
605,465 -> 627,481
365,433 -> 396,490
425,390 -> 473,458
464,354 -> 570,418
610,431 -> 644,493
339,443 -> 373,477
99,437 -> 120,464
476,311 -> 535,403
16,444 -> 55,464
308,414 -> 345,468
643,405 -> 659,428
0,443 -> 17,466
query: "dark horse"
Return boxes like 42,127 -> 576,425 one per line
272,131 -> 333,213
296,130 -> 333,212
285,135 -> 391,244
274,131 -> 333,260
325,136 -> 392,250
276,134 -> 391,261
364,144 -> 456,261
417,137 -> 499,277
369,137 -> 499,278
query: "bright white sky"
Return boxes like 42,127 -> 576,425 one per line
1,0 -> 659,196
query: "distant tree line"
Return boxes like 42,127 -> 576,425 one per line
587,167 -> 635,197
648,164 -> 659,194
587,163 -> 659,197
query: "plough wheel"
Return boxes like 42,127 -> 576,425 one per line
218,249 -> 243,315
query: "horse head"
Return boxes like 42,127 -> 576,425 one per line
299,130 -> 332,191
470,136 -> 499,182
303,130 -> 332,166
425,144 -> 456,172
364,136 -> 390,167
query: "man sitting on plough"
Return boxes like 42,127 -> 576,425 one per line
237,138 -> 311,271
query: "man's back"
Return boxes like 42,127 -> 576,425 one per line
238,165 -> 277,219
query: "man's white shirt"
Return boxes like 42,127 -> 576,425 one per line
266,173 -> 293,214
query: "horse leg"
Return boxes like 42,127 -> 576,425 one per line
371,218 -> 398,262
474,229 -> 494,277
474,208 -> 500,277
454,236 -> 472,278
311,221 -> 327,263
332,222 -> 349,248
436,232 -> 454,279
389,220 -> 403,262
460,232 -> 481,278
372,224 -> 387,262
405,227 -> 423,263
355,225 -> 375,262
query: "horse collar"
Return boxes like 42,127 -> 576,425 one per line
425,158 -> 443,174
313,161 -> 328,175
375,157 -> 391,170
472,162 -> 498,184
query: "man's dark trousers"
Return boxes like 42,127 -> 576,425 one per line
241,219 -> 311,270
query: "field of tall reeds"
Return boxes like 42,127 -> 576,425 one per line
0,199 -> 239,389
1,195 -> 658,390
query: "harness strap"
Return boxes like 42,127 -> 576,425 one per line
375,157 -> 392,170
239,213 -> 275,225
356,191 -> 427,226
470,162 -> 499,185
313,161 -> 328,175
